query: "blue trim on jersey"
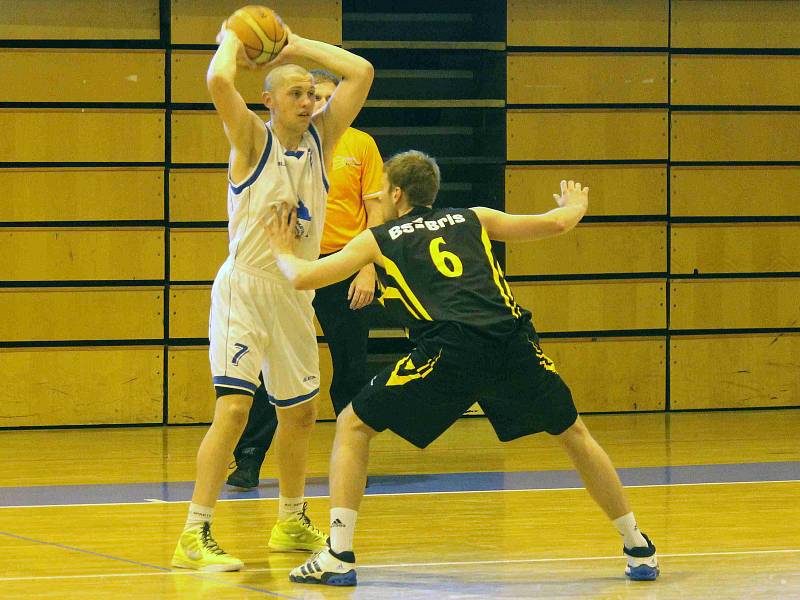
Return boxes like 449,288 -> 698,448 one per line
229,124 -> 272,194
269,387 -> 319,407
213,376 -> 258,394
307,123 -> 329,193
284,149 -> 305,158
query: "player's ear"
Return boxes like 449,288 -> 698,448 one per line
262,90 -> 272,110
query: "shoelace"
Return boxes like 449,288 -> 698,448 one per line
200,522 -> 226,556
298,502 -> 325,537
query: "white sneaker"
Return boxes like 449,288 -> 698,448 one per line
289,546 -> 357,586
624,532 -> 659,581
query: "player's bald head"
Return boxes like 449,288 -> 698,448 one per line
263,64 -> 312,93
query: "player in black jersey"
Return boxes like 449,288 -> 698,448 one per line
265,150 -> 659,587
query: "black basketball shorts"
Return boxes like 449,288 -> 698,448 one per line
350,321 -> 578,449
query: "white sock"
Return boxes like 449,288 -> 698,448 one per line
613,512 -> 648,549
184,503 -> 214,531
329,507 -> 358,554
279,496 -> 305,521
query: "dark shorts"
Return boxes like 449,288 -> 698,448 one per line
350,320 -> 578,449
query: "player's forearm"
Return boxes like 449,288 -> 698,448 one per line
486,203 -> 586,242
274,253 -> 316,289
544,203 -> 587,235
207,32 -> 240,88
291,36 -> 373,83
275,252 -> 358,290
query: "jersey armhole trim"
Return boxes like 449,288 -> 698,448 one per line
229,123 -> 272,194
308,122 -> 330,193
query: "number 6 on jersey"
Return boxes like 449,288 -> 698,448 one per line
429,237 -> 463,278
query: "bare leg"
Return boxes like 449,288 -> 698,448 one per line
191,393 -> 253,506
330,405 -> 378,510
555,416 -> 631,520
274,399 -> 318,498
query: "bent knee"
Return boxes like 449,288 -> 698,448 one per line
277,401 -> 318,429
556,416 -> 591,445
215,396 -> 252,426
336,405 -> 377,437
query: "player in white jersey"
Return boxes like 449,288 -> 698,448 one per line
172,23 -> 373,571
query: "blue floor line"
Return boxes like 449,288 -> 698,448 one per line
0,461 -> 797,508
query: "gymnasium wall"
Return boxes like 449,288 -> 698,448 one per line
2,1 -> 798,428
0,0 -> 341,427
506,0 -> 800,413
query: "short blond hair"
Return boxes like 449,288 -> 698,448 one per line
263,64 -> 311,92
383,150 -> 440,207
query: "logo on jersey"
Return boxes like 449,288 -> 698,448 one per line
333,155 -> 360,171
294,199 -> 312,238
231,343 -> 249,366
388,213 -> 466,240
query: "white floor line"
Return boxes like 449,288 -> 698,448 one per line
1,478 -> 798,509
0,548 -> 798,583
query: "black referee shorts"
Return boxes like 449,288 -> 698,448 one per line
350,321 -> 578,449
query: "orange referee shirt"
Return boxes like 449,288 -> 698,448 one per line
320,127 -> 383,254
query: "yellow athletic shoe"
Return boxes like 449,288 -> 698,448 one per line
268,502 -> 327,552
171,522 -> 244,572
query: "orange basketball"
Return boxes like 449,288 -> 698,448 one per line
225,5 -> 287,65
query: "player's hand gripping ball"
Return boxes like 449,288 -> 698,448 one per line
225,5 -> 287,64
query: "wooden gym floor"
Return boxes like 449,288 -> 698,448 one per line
1,409 -> 799,599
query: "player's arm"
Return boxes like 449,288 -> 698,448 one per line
206,29 -> 263,155
361,134 -> 385,229
348,137 -> 385,308
268,29 -> 373,152
266,205 -> 381,290
472,180 -> 589,242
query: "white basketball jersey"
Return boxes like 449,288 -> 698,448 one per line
225,121 -> 329,272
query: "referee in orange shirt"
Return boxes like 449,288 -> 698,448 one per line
227,70 -> 384,488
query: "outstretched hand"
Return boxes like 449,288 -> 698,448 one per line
265,203 -> 298,255
553,180 -> 589,209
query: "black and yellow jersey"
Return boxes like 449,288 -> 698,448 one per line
370,206 -> 531,342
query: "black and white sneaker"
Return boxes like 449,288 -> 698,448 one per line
289,546 -> 357,586
624,533 -> 659,581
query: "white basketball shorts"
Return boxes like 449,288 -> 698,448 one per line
209,258 -> 320,407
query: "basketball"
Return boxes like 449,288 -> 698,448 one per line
225,5 -> 287,64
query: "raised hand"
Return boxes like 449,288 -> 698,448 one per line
216,21 -> 260,69
263,25 -> 301,68
553,179 -> 589,209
